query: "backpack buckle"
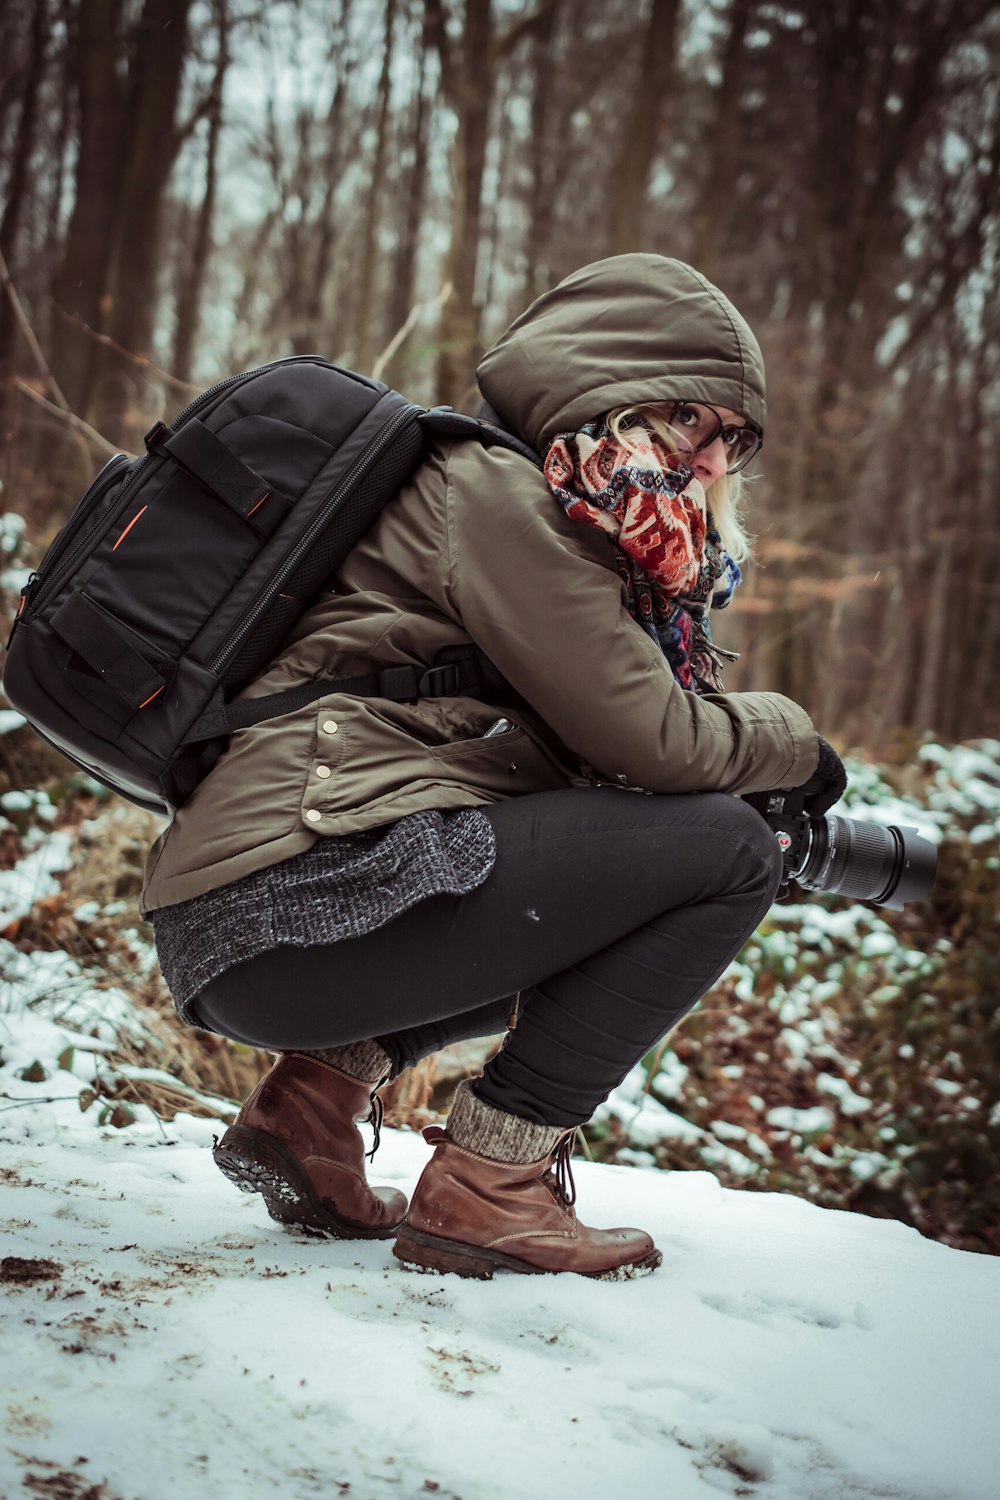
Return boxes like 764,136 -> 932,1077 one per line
418,659 -> 478,696
376,659 -> 481,701
144,420 -> 170,451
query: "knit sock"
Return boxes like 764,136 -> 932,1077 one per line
295,1040 -> 392,1084
446,1078 -> 571,1164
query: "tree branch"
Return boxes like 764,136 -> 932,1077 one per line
370,281 -> 453,381
10,379 -> 126,460
0,246 -> 72,412
495,0 -> 562,58
50,304 -> 200,394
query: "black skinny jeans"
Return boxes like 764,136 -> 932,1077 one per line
193,788 -> 783,1127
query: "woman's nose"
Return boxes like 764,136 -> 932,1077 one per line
693,435 -> 728,485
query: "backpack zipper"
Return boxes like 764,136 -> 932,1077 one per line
25,453 -> 132,611
6,572 -> 38,650
208,400 -> 419,677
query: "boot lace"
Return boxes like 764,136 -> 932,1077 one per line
364,1079 -> 387,1161
551,1132 -> 577,1208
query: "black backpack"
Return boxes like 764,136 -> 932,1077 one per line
2,356 -> 537,815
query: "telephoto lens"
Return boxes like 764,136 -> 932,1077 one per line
793,813 -> 937,911
742,787 -> 938,910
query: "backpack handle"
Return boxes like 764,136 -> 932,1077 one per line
51,593 -> 167,709
147,419 -> 294,541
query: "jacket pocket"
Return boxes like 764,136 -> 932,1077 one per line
427,720 -> 571,799
428,723 -> 525,758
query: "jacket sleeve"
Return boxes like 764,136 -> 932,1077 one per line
443,443 -> 818,796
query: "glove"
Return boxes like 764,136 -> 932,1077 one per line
796,735 -> 847,817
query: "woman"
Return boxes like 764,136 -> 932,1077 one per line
144,254 -> 845,1282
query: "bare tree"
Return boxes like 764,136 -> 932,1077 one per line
352,0 -> 398,372
429,0 -> 562,404
383,0 -> 436,388
0,0 -> 50,376
689,0 -> 755,277
605,0 -> 681,256
172,0 -> 231,384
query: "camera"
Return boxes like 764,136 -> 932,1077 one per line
742,784 -> 937,910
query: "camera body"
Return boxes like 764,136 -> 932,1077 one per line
742,784 -> 937,911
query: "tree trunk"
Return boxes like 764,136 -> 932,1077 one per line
102,0 -> 193,441
301,17 -> 352,357
605,0 -> 680,257
433,0 -> 495,406
520,0 -> 558,306
0,0 -> 49,295
479,71 -> 515,318
52,0 -> 129,411
353,0 -> 398,373
0,0 -> 50,413
689,0 -> 754,277
43,10 -> 75,329
383,0 -> 433,388
172,0 -> 228,385
966,311 -> 1000,736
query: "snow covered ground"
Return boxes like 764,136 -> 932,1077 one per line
2,998 -> 999,1500
1,711 -> 998,1498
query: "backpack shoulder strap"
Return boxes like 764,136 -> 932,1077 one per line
418,407 -> 541,469
183,646 -> 504,745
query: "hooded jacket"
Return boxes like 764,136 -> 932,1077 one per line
141,255 -> 816,914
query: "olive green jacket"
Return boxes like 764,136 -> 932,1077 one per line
141,255 -> 816,914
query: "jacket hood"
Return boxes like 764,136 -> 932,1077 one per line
476,254 -> 765,453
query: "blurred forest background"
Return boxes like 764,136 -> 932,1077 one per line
1,0 -> 999,748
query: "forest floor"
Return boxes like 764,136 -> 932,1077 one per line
1,731 -> 999,1498
2,1009 -> 999,1500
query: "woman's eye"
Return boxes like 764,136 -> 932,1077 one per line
674,405 -> 700,428
722,428 -> 740,448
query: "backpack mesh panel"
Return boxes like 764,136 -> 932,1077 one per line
219,415 -> 426,692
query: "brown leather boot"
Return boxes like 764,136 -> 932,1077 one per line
213,1050 -> 407,1239
393,1080 -> 661,1281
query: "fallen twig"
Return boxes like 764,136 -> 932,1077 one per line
370,281 -> 453,382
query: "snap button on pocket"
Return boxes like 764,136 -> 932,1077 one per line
305,809 -> 322,823
315,765 -> 331,779
322,720 -> 339,734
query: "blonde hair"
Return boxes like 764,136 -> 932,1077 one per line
606,403 -> 755,566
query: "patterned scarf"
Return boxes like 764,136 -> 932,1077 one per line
544,419 -> 742,693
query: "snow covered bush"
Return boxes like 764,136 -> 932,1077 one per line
591,741 -> 1000,1254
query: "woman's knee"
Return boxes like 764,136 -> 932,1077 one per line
689,791 -> 784,899
726,793 -> 784,895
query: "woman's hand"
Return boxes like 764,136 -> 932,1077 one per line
795,735 -> 848,816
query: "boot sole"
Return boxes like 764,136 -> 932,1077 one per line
392,1225 -> 663,1281
213,1124 -> 404,1240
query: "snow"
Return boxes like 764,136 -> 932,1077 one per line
0,736 -> 998,1496
0,829 -> 74,927
1,989 -> 998,1500
816,1073 -> 872,1116
765,1105 -> 835,1135
596,1080 -> 704,1146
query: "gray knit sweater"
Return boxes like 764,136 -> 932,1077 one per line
152,808 -> 496,1026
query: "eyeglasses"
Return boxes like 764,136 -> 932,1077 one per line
665,402 -> 762,474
